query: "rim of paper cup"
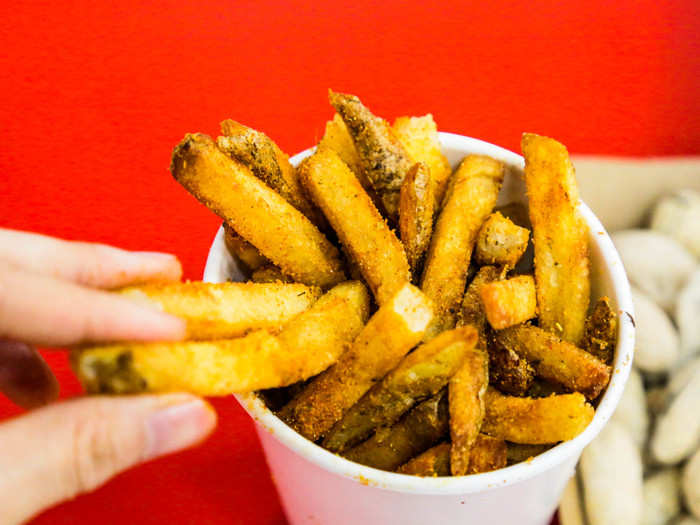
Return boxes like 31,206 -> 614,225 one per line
203,132 -> 635,496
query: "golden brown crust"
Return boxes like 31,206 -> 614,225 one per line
480,275 -> 537,330
474,211 -> 530,267
488,338 -> 535,396
464,434 -> 508,474
399,162 -> 435,278
319,114 -> 368,186
170,133 -> 345,288
522,133 -> 590,344
223,223 -> 269,271
582,296 -> 617,364
396,442 -> 451,477
250,265 -> 292,283
457,265 -> 501,347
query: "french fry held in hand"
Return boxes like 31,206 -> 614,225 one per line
323,326 -> 478,453
482,388 -> 594,444
279,283 -> 433,441
474,211 -> 530,268
480,275 -> 537,330
171,133 -> 346,288
397,442 -> 451,477
72,281 -> 369,395
497,324 -> 611,399
118,281 -> 320,340
421,155 -> 505,339
399,162 -> 435,277
522,132 -> 590,344
299,146 -> 410,305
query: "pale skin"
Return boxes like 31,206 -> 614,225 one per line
0,228 -> 217,524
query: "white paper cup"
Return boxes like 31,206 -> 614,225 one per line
203,133 -> 635,525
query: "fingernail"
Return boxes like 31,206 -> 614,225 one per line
144,399 -> 217,460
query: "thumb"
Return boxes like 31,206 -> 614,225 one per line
0,394 -> 216,524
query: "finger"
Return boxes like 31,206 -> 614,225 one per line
0,228 -> 182,289
0,263 -> 186,346
0,341 -> 59,409
0,393 -> 216,524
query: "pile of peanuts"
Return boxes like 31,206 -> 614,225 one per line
560,189 -> 700,525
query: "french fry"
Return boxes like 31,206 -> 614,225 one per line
318,113 -> 367,187
474,211 -> 530,267
223,223 -> 269,271
480,275 -> 537,330
279,283 -> 433,441
522,133 -> 590,344
582,296 -> 618,364
250,265 -> 292,283
329,90 -> 413,220
482,388 -> 594,444
506,443 -> 552,465
170,133 -> 346,287
421,155 -> 505,339
457,265 -> 501,347
399,162 -> 435,277
299,146 -> 410,305
343,390 -> 449,472
464,434 -> 507,474
396,442 -> 451,477
488,339 -> 535,396
323,326 -> 478,453
217,120 -> 326,228
393,115 -> 452,207
497,324 -> 611,399
117,281 -> 320,339
72,281 -> 370,395
449,346 -> 489,476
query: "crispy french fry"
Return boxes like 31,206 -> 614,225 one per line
118,281 -> 320,339
421,155 -> 505,339
223,223 -> 269,271
482,388 -> 594,444
72,281 -> 370,395
480,275 -> 537,330
582,296 -> 618,364
343,390 -> 449,471
474,211 -> 530,267
217,120 -> 326,228
488,339 -> 535,396
506,443 -> 552,465
393,115 -> 452,207
250,265 -> 292,283
497,324 -> 611,399
464,434 -> 507,474
522,133 -> 590,344
171,133 -> 345,287
279,283 -> 433,441
449,346 -> 489,476
397,442 -> 451,477
329,90 -> 413,220
457,265 -> 500,347
299,146 -> 410,305
323,326 -> 478,452
399,162 -> 435,277
319,114 -> 367,186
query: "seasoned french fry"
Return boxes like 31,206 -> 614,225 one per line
118,281 -> 320,339
480,275 -> 537,330
217,120 -> 326,228
250,265 -> 292,283
299,146 -> 410,305
506,443 -> 552,465
457,265 -> 500,347
449,346 -> 489,476
171,133 -> 345,287
343,390 -> 449,472
323,326 -> 477,452
319,113 -> 367,186
582,296 -> 618,364
329,90 -> 413,220
474,212 -> 530,267
488,340 -> 535,396
421,155 -> 505,339
522,133 -> 590,344
397,442 -> 451,477
279,283 -> 433,441
464,434 -> 507,475
482,388 -> 594,444
72,281 -> 370,395
497,324 -> 611,399
399,162 -> 435,277
223,223 -> 269,271
393,115 -> 452,207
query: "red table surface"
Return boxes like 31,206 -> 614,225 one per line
0,1 -> 698,523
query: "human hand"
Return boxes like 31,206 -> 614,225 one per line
0,229 -> 217,524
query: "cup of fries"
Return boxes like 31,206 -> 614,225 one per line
202,132 -> 635,525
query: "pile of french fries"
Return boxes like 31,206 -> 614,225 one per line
71,90 -> 617,478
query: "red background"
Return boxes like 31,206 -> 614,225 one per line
0,1 -> 698,523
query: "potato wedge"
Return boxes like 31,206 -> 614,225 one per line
522,133 -> 590,344
396,442 -> 451,477
474,211 -> 530,267
72,282 -> 370,395
582,296 -> 617,364
223,223 -> 269,271
488,339 -> 535,396
480,275 -> 537,330
117,281 -> 320,340
319,113 -> 367,186
497,324 -> 611,399
482,388 -> 594,444
457,265 -> 500,347
171,133 -> 345,288
299,146 -> 410,305
323,326 -> 477,452
279,283 -> 433,441
421,155 -> 505,339
399,162 -> 435,277
464,434 -> 507,475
